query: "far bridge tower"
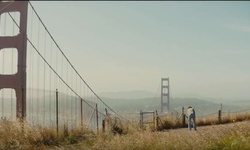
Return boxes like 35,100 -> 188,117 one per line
161,77 -> 170,113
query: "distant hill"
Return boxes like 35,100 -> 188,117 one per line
2,89 -> 250,120
99,90 -> 155,100
98,90 -> 250,117
101,96 -> 250,118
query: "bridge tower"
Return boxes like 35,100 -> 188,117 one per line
161,78 -> 170,113
0,1 -> 28,120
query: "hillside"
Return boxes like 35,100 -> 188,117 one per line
102,96 -> 250,118
2,90 -> 250,120
48,120 -> 250,150
1,114 -> 250,150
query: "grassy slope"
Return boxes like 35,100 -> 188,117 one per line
1,120 -> 248,150
59,121 -> 250,150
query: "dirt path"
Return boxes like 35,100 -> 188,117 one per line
46,120 -> 250,150
160,120 -> 250,139
170,120 -> 249,131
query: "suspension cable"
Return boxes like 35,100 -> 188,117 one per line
49,37 -> 52,125
149,81 -> 161,107
11,12 -> 16,120
28,2 -> 128,121
29,9 -> 34,123
43,28 -> 46,126
7,7 -> 129,124
37,17 -> 40,124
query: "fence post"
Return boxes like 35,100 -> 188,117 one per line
96,103 -> 99,132
102,119 -> 105,132
56,89 -> 59,135
218,110 -> 221,124
140,110 -> 142,129
105,108 -> 108,115
102,108 -> 107,132
182,107 -> 186,126
220,103 -> 222,118
153,111 -> 156,130
155,110 -> 159,130
105,108 -> 108,131
80,99 -> 83,127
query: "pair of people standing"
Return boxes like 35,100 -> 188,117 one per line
187,106 -> 197,131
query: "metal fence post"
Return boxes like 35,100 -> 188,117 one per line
96,103 -> 99,132
140,110 -> 143,129
80,99 -> 83,127
182,107 -> 186,126
56,89 -> 59,135
152,111 -> 155,130
105,108 -> 107,115
155,110 -> 159,130
218,110 -> 221,124
102,119 -> 105,132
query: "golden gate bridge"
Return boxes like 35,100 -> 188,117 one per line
0,1 -> 129,132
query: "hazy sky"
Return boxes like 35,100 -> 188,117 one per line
27,1 -> 250,100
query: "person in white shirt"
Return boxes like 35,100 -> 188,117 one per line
187,106 -> 197,131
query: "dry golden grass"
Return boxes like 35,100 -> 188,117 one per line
0,120 -> 94,150
74,121 -> 250,150
156,112 -> 250,130
0,112 -> 250,150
